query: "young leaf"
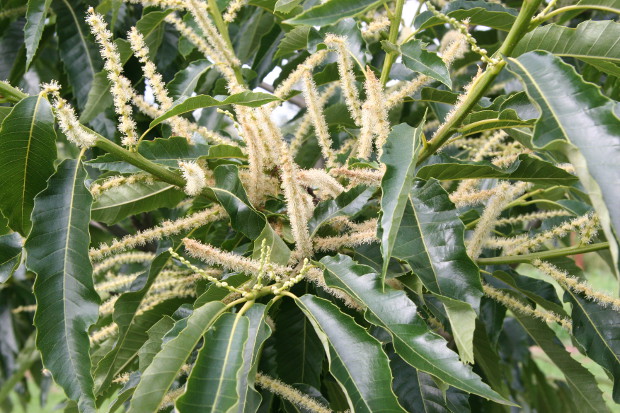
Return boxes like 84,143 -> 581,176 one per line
149,91 -> 281,129
396,39 -> 451,88
414,0 -> 518,32
127,301 -> 226,413
0,95 -> 57,236
168,59 -> 212,100
296,294 -> 406,413
507,51 -> 620,272
25,159 -> 99,413
320,254 -> 509,404
378,123 -> 422,285
24,0 -> 52,68
285,0 -> 382,26
308,185 -> 374,237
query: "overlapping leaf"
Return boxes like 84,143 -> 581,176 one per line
320,254 -> 508,404
285,0 -> 382,26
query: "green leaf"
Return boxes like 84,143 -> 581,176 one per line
296,294 -> 406,413
506,51 -> 620,273
414,0 -> 518,32
149,92 -> 281,129
514,21 -> 620,77
0,95 -> 57,235
234,304 -> 272,413
88,136 -> 210,173
396,39 -> 451,88
275,26 -> 311,58
168,59 -> 212,100
308,185 -> 374,237
94,252 -> 174,393
392,179 -> 483,309
441,297 -> 477,364
320,254 -> 509,404
417,154 -> 578,185
80,71 -> 113,124
211,166 -> 289,260
53,0 -> 102,109
127,301 -> 226,413
511,308 -> 608,412
378,123 -> 422,284
24,0 -> 52,68
0,232 -> 21,283
176,312 -> 250,412
91,180 -> 185,225
138,316 -> 175,370
389,350 -> 452,413
285,0 -> 381,26
135,10 -> 173,56
274,295 -> 325,389
565,290 -> 620,403
25,159 -> 99,413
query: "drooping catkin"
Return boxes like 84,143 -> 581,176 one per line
90,206 -> 226,260
273,49 -> 330,101
92,252 -> 156,276
255,373 -> 333,413
290,82 -> 339,156
533,259 -> 620,311
90,173 -> 154,198
52,96 -> 98,148
483,284 -> 572,330
357,67 -> 389,159
467,182 -> 529,259
302,72 -> 336,167
223,0 -> 247,22
296,169 -> 345,200
324,34 -> 362,125
86,8 -> 138,147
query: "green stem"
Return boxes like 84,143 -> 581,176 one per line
417,0 -> 543,164
0,81 -> 28,102
379,0 -> 406,85
533,5 -> 619,25
476,242 -> 609,265
207,0 -> 246,87
94,136 -> 186,187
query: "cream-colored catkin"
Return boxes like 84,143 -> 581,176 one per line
494,209 -> 571,227
290,82 -> 339,156
90,173 -> 154,198
90,206 -> 226,260
185,0 -> 239,67
302,72 -> 336,167
324,35 -> 362,126
178,161 -> 208,196
314,228 -> 378,252
255,373 -> 333,413
53,95 -> 98,148
533,260 -> 620,311
363,16 -> 390,37
93,252 -> 156,275
357,67 -> 389,159
86,8 -> 138,147
330,166 -> 384,186
483,284 -> 572,330
273,49 -> 330,101
182,238 -> 292,277
234,108 -> 267,204
296,169 -> 345,200
503,214 -> 597,256
258,108 -> 314,256
467,182 -> 529,259
223,0 -> 247,22
122,0 -> 186,10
